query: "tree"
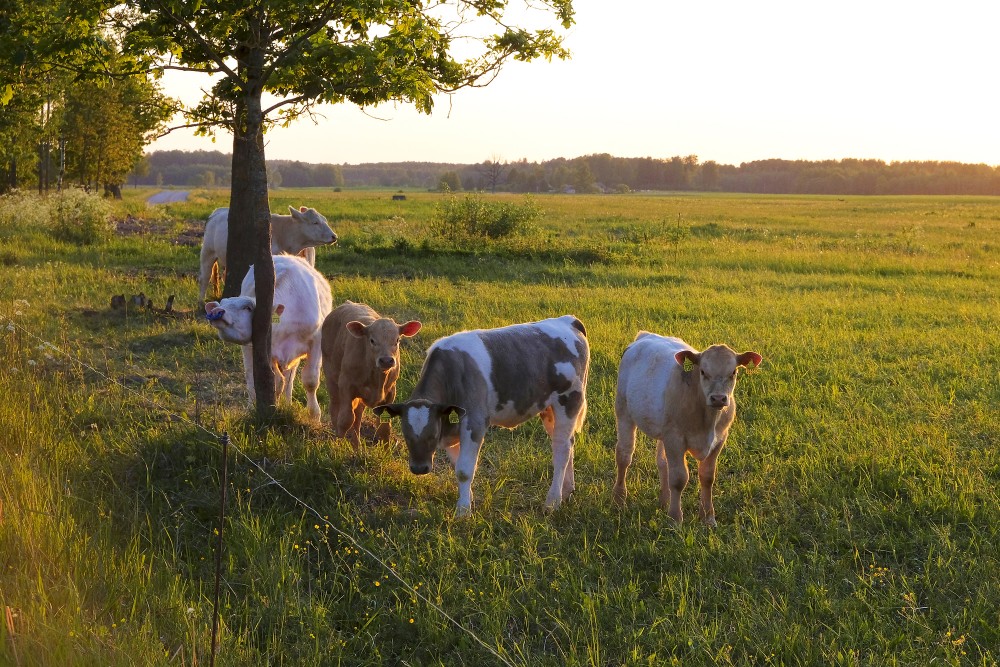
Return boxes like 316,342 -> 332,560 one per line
438,170 -> 462,192
108,0 -> 574,417
478,154 -> 508,193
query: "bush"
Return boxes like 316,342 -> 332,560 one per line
433,193 -> 541,240
50,189 -> 114,245
0,189 -> 113,245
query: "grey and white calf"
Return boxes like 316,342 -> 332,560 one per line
204,254 -> 333,420
374,315 -> 590,516
613,333 -> 762,526
199,206 -> 337,301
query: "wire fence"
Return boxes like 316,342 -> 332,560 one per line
2,311 -> 519,667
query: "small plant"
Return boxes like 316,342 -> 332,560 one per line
433,192 -> 541,240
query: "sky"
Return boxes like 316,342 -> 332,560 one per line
149,0 -> 1000,167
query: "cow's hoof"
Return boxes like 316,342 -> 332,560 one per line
454,504 -> 472,519
702,515 -> 717,528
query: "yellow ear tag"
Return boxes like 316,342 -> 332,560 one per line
682,357 -> 694,373
448,411 -> 461,424
272,312 -> 281,324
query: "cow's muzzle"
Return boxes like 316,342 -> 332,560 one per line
709,394 -> 730,409
409,462 -> 432,475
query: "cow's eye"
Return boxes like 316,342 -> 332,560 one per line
244,304 -> 252,311
369,338 -> 375,345
700,370 -> 707,379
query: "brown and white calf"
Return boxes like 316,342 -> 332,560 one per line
374,315 -> 590,517
320,301 -> 421,448
612,333 -> 762,526
204,254 -> 333,420
199,206 -> 338,301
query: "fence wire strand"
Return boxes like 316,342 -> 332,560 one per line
2,314 -> 519,667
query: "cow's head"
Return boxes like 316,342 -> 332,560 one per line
373,400 -> 465,474
346,318 -> 421,371
675,344 -> 762,410
289,205 -> 338,246
205,298 -> 285,345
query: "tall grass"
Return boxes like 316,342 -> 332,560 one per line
1,188 -> 998,665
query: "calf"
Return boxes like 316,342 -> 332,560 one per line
321,301 -> 421,448
374,315 -> 589,516
613,333 -> 762,526
204,254 -> 333,420
199,206 -> 337,301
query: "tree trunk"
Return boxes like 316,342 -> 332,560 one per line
226,48 -> 275,419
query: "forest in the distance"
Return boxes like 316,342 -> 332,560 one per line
132,149 -> 1000,196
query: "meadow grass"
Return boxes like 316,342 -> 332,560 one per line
1,188 -> 998,665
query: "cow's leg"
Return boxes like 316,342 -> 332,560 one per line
300,344 -> 322,421
241,345 -> 255,408
349,400 -> 366,447
612,408 -> 638,504
454,419 -> 486,517
561,434 -> 576,499
658,437 -> 688,524
282,360 -> 299,406
545,409 -> 576,511
198,250 -> 216,302
335,395 -> 360,446
697,439 -> 726,527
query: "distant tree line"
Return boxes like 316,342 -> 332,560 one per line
133,150 -> 1000,196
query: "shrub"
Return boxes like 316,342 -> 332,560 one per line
0,188 -> 113,245
50,189 -> 114,245
433,193 -> 541,240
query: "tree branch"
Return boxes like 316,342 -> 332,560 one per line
148,0 -> 239,82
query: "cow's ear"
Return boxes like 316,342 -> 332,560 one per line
399,320 -> 422,338
346,321 -> 367,338
737,351 -> 763,370
288,205 -> 301,219
373,404 -> 403,419
299,206 -> 308,213
274,304 -> 285,316
204,301 -> 220,314
674,350 -> 700,371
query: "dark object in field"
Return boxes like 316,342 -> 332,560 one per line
392,194 -> 407,201
164,295 -> 175,313
110,294 -> 126,310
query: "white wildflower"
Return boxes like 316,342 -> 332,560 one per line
186,607 -> 195,615
5,323 -> 13,332
27,359 -> 36,366
13,311 -> 22,317
13,299 -> 28,308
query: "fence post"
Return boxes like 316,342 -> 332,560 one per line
210,432 -> 229,667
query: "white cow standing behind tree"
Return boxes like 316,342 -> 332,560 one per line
204,254 -> 333,420
612,333 -> 762,526
199,206 -> 337,301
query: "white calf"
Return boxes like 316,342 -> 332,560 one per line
204,254 -> 333,420
613,333 -> 762,526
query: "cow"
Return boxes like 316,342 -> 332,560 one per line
612,333 -> 762,526
374,315 -> 590,517
204,254 -> 333,420
320,301 -> 421,448
199,206 -> 337,301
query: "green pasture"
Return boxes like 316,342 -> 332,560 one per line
1,188 -> 998,665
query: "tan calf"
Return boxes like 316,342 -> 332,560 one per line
613,333 -> 762,526
321,301 -> 421,448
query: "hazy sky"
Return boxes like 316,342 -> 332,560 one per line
149,0 -> 1000,167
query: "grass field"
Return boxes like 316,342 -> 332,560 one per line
1,187 -> 998,665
